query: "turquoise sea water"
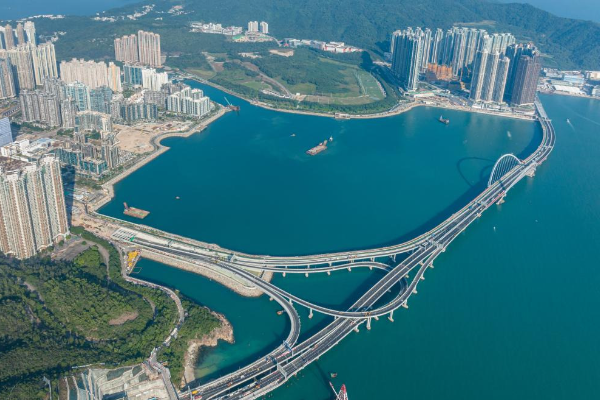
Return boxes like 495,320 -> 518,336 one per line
0,0 -> 140,20
101,81 -> 541,256
129,91 -> 600,399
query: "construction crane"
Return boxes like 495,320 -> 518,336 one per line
329,382 -> 348,400
224,96 -> 240,111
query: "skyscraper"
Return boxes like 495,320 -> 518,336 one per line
248,21 -> 259,32
107,62 -> 122,92
59,59 -> 113,90
19,90 -> 62,127
24,21 -> 36,46
510,53 -> 541,106
123,64 -> 144,86
0,57 -> 16,99
505,43 -> 541,105
141,67 -> 169,91
101,134 -> 120,169
391,28 -> 425,92
0,117 -> 13,147
469,50 -> 489,101
114,34 -> 139,64
0,45 -> 35,91
429,28 -> 444,65
16,23 -> 26,46
492,56 -> 510,103
0,155 -> 69,259
32,42 -> 58,85
60,99 -> 76,128
481,51 -> 500,102
64,82 -> 91,111
4,25 -> 15,50
260,22 -> 269,34
137,30 -> 161,67
90,86 -> 113,114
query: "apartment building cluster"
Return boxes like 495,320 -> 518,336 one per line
0,154 -> 69,259
114,30 -> 162,67
0,21 -> 58,100
190,22 -> 243,36
247,21 -> 269,35
390,26 -> 542,106
282,38 -> 361,54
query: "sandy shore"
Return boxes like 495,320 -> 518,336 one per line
181,312 -> 234,388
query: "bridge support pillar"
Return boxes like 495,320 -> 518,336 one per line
269,297 -> 273,301
347,267 -> 352,272
308,309 -> 313,319
420,275 -> 425,281
354,325 -> 359,333
369,266 -> 373,271
429,264 -> 434,269
283,272 -> 286,277
388,310 -> 394,322
392,254 -> 396,262
413,289 -> 417,295
402,302 -> 409,309
305,272 -> 308,278
327,271 -> 331,276
289,299 -> 293,305
370,257 -> 374,262
374,316 -> 379,321
367,317 -> 372,330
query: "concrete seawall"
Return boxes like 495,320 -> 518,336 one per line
92,107 -> 227,212
140,248 -> 271,298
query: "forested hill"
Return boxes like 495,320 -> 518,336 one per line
173,0 -> 600,68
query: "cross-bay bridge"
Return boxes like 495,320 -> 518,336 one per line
109,99 -> 555,399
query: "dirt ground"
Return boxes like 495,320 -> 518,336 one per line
115,121 -> 195,154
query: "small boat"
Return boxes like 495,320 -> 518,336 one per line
566,118 -> 571,123
329,136 -> 333,142
330,372 -> 338,378
291,133 -> 296,137
175,196 -> 180,200
277,310 -> 284,315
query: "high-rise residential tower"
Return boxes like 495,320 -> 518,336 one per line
60,59 -> 120,91
32,42 -> 58,85
137,30 -> 161,67
0,45 -> 36,91
248,21 -> 259,32
260,22 -> 269,34
505,43 -> 541,105
4,25 -> 15,49
16,23 -> 26,46
0,155 -> 69,259
24,21 -> 36,46
0,57 -> 16,99
114,34 -> 139,64
391,28 -> 425,92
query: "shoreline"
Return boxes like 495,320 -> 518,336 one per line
185,74 -> 535,122
92,106 -> 227,211
182,311 -> 234,388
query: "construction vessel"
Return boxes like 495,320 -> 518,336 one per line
329,382 -> 348,400
438,115 -> 450,125
123,202 -> 150,219
306,140 -> 328,156
224,96 -> 240,111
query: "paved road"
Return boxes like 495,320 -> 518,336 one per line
111,100 -> 555,400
